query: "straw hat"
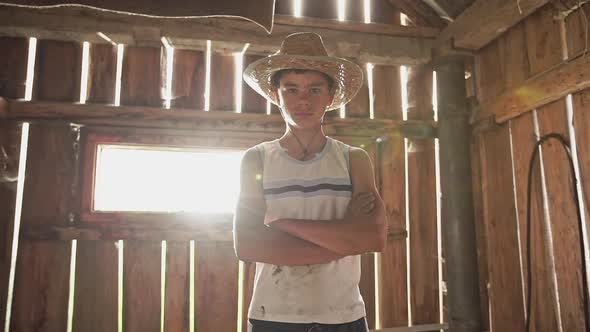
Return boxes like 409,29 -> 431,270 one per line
243,32 -> 364,111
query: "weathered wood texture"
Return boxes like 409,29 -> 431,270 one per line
33,39 -> 82,102
347,62 -> 370,118
0,37 -> 28,98
164,241 -> 190,332
536,101 -> 585,331
171,49 -> 205,110
121,46 -> 163,107
195,241 -> 238,332
276,0 -> 401,25
437,0 -> 550,49
11,124 -> 74,331
479,124 -> 525,331
387,0 -> 447,28
0,5 -> 433,66
123,241 -> 161,332
509,113 -> 558,331
86,43 -> 116,105
73,241 -> 119,332
406,66 -> 439,325
210,52 -> 236,112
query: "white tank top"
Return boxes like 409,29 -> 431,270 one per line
248,136 -> 366,324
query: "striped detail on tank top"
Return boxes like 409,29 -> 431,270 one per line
263,177 -> 352,200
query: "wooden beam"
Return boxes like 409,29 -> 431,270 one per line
478,52 -> 590,123
273,15 -> 439,38
436,0 -> 550,50
0,5 -> 432,65
21,222 -> 407,242
387,0 -> 447,28
1,100 -> 437,138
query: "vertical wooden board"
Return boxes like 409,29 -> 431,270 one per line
536,100 -> 585,332
524,4 -> 563,76
348,0 -> 365,23
195,241 -> 238,332
479,124 -> 525,331
10,240 -> 71,331
121,46 -> 163,107
0,37 -> 28,98
73,241 -> 119,332
274,0 -> 294,15
165,241 -> 190,332
0,123 -> 20,327
346,63 -> 369,118
302,0 -> 337,19
565,3 -> 590,58
407,138 -> 438,325
377,136 -> 408,327
241,261 -> 256,332
86,43 -> 116,105
474,39 -> 503,105
406,66 -> 433,121
469,134 -> 490,331
33,39 -> 82,102
372,0 -> 401,24
124,241 -> 161,332
210,53 -> 236,111
510,113 -> 558,332
572,88 -> 590,255
242,54 -> 268,114
19,124 -> 75,225
372,65 -> 402,120
499,22 -> 530,91
171,49 -> 205,110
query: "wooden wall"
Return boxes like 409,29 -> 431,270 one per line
472,3 -> 590,331
0,1 -> 448,331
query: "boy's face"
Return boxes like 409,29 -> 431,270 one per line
274,71 -> 335,129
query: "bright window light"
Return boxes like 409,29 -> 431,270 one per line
93,145 -> 244,214
80,41 -> 90,104
364,0 -> 371,23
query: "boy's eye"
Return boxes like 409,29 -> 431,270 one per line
286,88 -> 298,93
310,88 -> 321,94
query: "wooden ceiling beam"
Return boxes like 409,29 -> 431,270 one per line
0,5 -> 432,65
436,0 -> 550,50
387,0 -> 447,28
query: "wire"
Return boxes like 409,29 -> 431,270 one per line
525,133 -> 590,332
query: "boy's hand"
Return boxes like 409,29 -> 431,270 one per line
345,192 -> 376,218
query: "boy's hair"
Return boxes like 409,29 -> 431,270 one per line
271,69 -> 335,93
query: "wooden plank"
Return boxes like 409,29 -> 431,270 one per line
10,123 -> 74,331
73,241 -> 119,332
194,241 -> 238,332
377,135 -> 408,327
407,138 -> 438,325
210,52 -> 236,112
171,49 -> 205,110
373,64 -> 403,120
0,122 -> 20,327
474,39 -> 503,106
0,36 -> 28,99
123,241 -> 161,332
33,39 -> 82,102
121,46 -> 163,107
499,22 -> 530,91
478,51 -> 590,123
524,4 -> 563,76
274,15 -> 439,38
348,0 -> 366,24
479,124 -> 525,331
436,0 -> 550,50
565,3 -> 590,58
86,43 -> 116,105
347,62 -> 370,118
387,0 -> 447,28
536,100 -> 585,332
164,241 -> 190,332
4,100 -> 437,138
509,113 -> 558,332
0,5 -> 433,66
371,0 -> 402,25
360,142 -> 377,330
469,134 -> 490,331
242,54 -> 268,114
302,0 -> 337,20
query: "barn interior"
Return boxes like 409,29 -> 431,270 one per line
0,0 -> 589,331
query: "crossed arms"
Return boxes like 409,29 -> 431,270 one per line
233,146 -> 387,266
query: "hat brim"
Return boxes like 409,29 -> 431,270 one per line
243,55 -> 364,111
